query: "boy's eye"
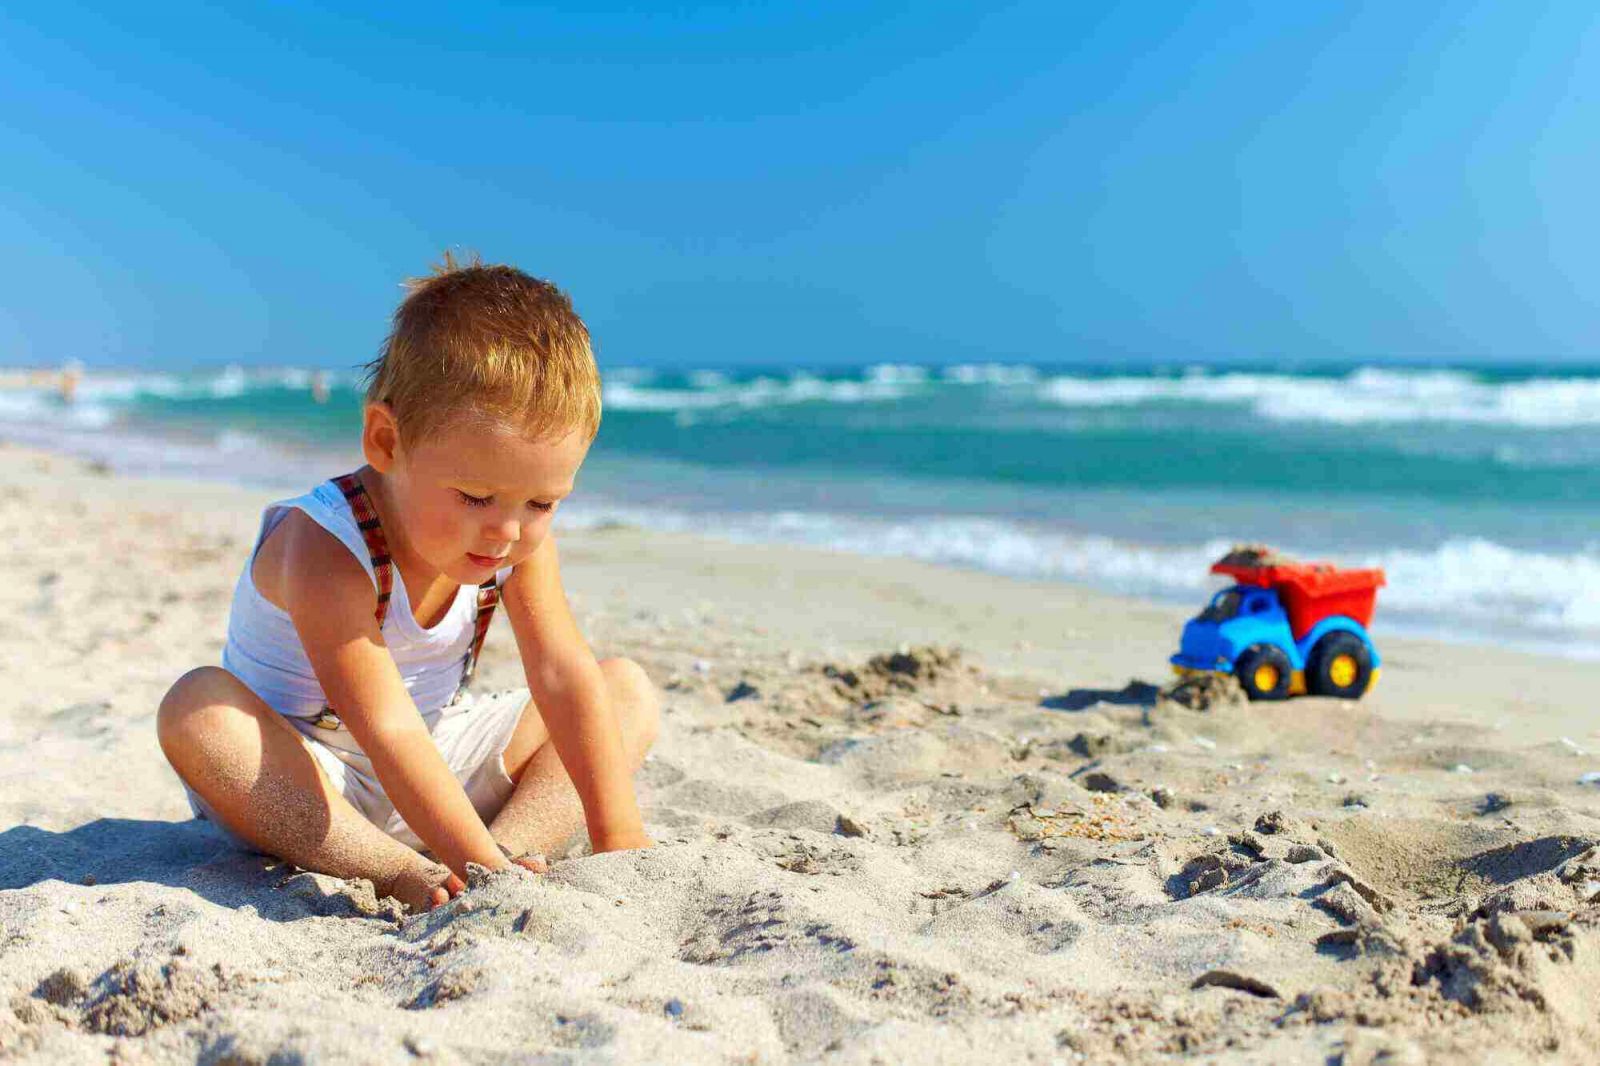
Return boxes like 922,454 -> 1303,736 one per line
456,490 -> 492,508
528,501 -> 555,513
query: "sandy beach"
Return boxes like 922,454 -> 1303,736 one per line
2,442 -> 1598,1064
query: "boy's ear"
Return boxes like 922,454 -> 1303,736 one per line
362,402 -> 402,473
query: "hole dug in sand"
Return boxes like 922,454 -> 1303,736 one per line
1318,817 -> 1595,903
702,645 -> 992,761
1257,816 -> 1600,1053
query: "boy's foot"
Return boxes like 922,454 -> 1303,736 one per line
508,852 -> 548,875
382,861 -> 463,914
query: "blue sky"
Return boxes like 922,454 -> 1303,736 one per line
1,2 -> 1596,369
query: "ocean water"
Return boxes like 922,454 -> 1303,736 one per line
3,361 -> 1597,659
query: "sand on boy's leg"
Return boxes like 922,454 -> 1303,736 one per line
158,666 -> 457,912
487,657 -> 660,860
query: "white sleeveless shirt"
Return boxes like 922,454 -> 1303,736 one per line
221,477 -> 512,721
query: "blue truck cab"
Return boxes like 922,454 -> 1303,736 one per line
1170,584 -> 1381,700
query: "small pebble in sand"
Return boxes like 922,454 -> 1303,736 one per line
1480,792 -> 1513,814
1192,736 -> 1217,750
1559,737 -> 1586,755
664,998 -> 685,1019
1201,826 -> 1221,837
1452,764 -> 1474,774
404,1034 -> 437,1057
1578,772 -> 1600,786
835,814 -> 866,838
1150,787 -> 1174,809
693,660 -> 711,674
1326,772 -> 1346,785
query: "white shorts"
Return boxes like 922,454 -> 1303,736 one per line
184,688 -> 530,855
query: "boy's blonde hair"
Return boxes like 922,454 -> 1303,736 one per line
363,254 -> 602,445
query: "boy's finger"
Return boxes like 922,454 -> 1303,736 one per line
445,873 -> 466,896
512,854 -> 548,874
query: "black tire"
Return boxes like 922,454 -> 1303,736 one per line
1235,644 -> 1293,701
1308,631 -> 1374,699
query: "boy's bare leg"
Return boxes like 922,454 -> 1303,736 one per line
488,657 -> 660,860
157,667 -> 456,913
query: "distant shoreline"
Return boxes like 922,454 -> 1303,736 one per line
3,364 -> 1597,662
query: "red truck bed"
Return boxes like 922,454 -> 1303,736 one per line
1211,550 -> 1386,640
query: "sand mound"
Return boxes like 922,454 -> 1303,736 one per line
1411,909 -> 1600,1015
1160,672 -> 1247,713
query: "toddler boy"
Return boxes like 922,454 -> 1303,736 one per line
157,258 -> 658,912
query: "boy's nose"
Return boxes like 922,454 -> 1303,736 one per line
487,517 -> 520,544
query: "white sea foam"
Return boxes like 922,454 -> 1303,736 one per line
941,363 -> 1041,385
603,373 -> 911,411
600,363 -> 1599,428
13,364 -> 1598,431
47,366 -> 344,405
866,363 -> 931,385
1039,367 -> 1600,428
1374,538 -> 1600,632
0,386 -> 116,429
561,502 -> 1600,653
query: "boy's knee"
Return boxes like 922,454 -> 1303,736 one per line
599,657 -> 660,747
156,667 -> 241,752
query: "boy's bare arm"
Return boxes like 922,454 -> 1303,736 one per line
501,535 -> 649,851
278,516 -> 508,878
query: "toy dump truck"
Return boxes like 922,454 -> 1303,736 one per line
1171,547 -> 1385,701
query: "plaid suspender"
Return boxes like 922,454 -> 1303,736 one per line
312,471 -> 501,730
466,580 -> 499,681
333,471 -> 394,626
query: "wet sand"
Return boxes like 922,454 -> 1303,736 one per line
1,443 -> 1597,1064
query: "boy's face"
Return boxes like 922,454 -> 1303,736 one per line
366,406 -> 591,584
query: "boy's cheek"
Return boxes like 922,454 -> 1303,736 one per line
427,513 -> 472,558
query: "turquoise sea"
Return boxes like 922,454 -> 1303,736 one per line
3,361 -> 1597,658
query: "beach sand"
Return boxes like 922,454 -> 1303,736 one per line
2,442 -> 1598,1064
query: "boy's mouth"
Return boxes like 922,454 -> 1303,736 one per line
466,552 -> 507,568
